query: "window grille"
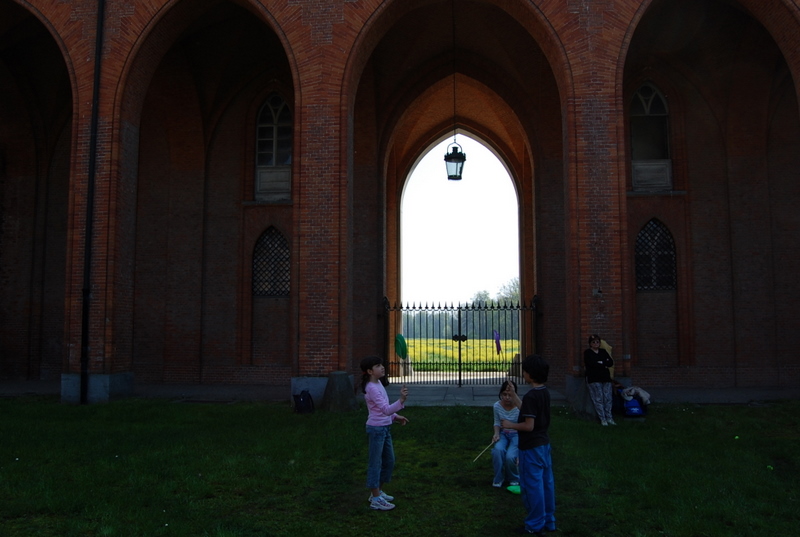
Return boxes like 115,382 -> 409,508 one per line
253,227 -> 290,296
635,219 -> 676,291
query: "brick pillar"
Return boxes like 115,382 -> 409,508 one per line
562,0 -> 629,377
62,3 -> 136,403
290,0 -> 355,377
294,97 -> 349,376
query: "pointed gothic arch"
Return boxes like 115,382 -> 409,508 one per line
635,219 -> 677,291
253,226 -> 291,297
0,1 -> 73,381
633,218 -> 680,367
346,0 -> 565,370
399,135 -> 520,305
128,0 -> 296,383
630,82 -> 673,191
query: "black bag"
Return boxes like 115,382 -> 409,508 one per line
293,389 -> 314,414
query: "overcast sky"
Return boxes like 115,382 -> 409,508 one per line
400,136 -> 519,305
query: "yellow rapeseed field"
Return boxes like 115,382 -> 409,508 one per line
400,338 -> 520,371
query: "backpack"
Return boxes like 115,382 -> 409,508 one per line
293,389 -> 315,414
624,397 -> 644,417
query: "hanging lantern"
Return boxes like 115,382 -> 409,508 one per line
444,143 -> 466,180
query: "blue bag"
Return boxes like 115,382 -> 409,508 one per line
624,397 -> 644,416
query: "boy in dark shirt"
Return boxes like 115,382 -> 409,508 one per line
502,354 -> 556,535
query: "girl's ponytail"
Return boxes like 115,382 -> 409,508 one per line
360,372 -> 371,394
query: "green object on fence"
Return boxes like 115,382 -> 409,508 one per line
395,334 -> 408,359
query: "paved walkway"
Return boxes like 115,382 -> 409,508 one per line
2,380 -> 800,406
385,384 -> 800,406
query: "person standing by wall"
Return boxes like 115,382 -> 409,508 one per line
584,334 -> 615,426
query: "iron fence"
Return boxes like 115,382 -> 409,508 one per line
383,297 -> 540,386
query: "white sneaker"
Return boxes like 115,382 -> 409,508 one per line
367,490 -> 394,502
608,419 -> 617,426
370,495 -> 395,511
601,420 -> 608,426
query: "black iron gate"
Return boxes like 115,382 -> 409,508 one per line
383,297 -> 540,386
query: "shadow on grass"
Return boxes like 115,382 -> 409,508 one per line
1,398 -> 798,536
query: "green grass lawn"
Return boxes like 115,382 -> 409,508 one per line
1,395 -> 798,536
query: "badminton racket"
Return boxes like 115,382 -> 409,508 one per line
472,440 -> 494,463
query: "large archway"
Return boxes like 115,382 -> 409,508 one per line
622,0 -> 800,385
0,1 -> 73,380
400,135 -> 519,306
348,0 -> 567,379
120,0 -> 296,384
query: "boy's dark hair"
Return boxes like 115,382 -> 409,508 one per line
521,354 -> 549,383
499,379 -> 517,398
359,356 -> 387,393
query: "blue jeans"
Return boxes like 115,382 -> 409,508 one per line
492,431 -> 519,485
520,445 -> 556,533
366,425 -> 395,489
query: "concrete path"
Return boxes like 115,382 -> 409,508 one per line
383,384 -> 554,407
387,384 -> 800,406
2,380 -> 799,406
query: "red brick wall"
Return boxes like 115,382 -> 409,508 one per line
2,0 -> 800,391
623,0 -> 800,387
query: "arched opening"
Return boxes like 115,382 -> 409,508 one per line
348,0 -> 565,378
623,0 -> 800,383
129,0 -> 294,384
634,218 -> 679,366
0,1 -> 72,381
401,135 -> 519,305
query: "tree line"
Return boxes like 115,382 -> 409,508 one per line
401,278 -> 527,340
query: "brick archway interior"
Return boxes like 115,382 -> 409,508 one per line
350,0 -> 565,375
130,1 -> 294,384
0,1 -> 72,381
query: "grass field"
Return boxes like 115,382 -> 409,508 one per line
1,395 -> 798,536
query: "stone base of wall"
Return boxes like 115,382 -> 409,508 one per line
61,372 -> 134,404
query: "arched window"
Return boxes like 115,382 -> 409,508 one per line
630,82 -> 672,191
253,227 -> 290,296
635,219 -> 676,291
255,93 -> 292,202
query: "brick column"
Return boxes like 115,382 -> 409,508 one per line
559,0 -> 631,374
294,100 -> 349,376
290,0 -> 359,377
62,1 -> 139,403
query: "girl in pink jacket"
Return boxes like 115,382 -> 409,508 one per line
360,356 -> 409,511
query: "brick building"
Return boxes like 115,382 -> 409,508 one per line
1,0 -> 799,402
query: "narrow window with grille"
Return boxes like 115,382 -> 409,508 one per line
253,227 -> 290,296
635,219 -> 676,291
